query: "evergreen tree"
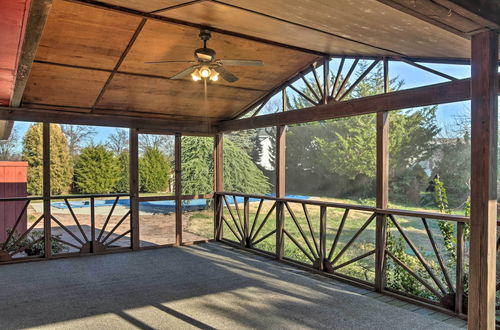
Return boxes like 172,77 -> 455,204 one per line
115,152 -> 130,193
181,136 -> 270,195
22,123 -> 73,195
74,145 -> 120,194
139,147 -> 171,193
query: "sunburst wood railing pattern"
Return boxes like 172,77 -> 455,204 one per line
240,55 -> 459,119
216,192 -> 472,316
0,193 -> 132,262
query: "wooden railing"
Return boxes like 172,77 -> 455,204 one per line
215,192 -> 472,317
0,193 -> 132,262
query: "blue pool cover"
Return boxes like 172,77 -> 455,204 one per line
51,195 -> 310,213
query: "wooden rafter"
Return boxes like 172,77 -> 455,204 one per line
337,58 -> 381,101
220,74 -> 500,132
92,18 -> 147,110
0,106 -> 216,135
334,58 -> 360,100
390,56 -> 458,81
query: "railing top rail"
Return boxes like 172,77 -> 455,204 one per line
50,193 -> 132,199
377,208 -> 469,223
0,196 -> 45,202
216,192 -> 377,212
216,192 -> 471,223
0,193 -> 131,202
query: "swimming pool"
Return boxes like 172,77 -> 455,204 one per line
51,195 -> 311,213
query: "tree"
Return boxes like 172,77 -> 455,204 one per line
107,129 -> 129,155
22,123 -> 73,195
432,134 -> 470,208
181,137 -> 270,195
115,152 -> 129,193
139,146 -> 171,193
74,145 -> 120,194
139,134 -> 173,156
182,137 -> 213,195
61,125 -> 96,157
285,61 -> 440,201
0,126 -> 21,160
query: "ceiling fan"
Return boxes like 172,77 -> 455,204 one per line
145,29 -> 263,83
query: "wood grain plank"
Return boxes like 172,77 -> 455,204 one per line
157,1 -> 389,57
212,0 -> 470,59
22,62 -> 110,107
35,0 -> 142,70
96,73 -> 265,118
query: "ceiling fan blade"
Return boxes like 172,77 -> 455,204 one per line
214,66 -> 239,83
197,53 -> 213,61
220,59 -> 263,66
170,65 -> 198,79
145,60 -> 197,64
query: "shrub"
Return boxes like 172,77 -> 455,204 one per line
115,152 -> 130,193
139,147 -> 171,193
74,145 -> 120,194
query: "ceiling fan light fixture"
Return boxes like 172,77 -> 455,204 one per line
210,71 -> 219,81
199,65 -> 211,78
191,71 -> 201,81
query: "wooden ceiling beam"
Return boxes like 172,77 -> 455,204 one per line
1,0 -> 53,141
434,0 -> 500,29
0,106 -> 216,135
218,74 -> 500,132
12,0 -> 53,107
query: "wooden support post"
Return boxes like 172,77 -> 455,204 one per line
274,90 -> 287,260
276,201 -> 284,260
175,133 -> 182,246
276,125 -> 286,198
129,128 -> 139,250
468,29 -> 498,330
455,221 -> 464,315
244,197 -> 250,247
214,134 -> 223,240
375,57 -> 390,292
323,57 -> 330,104
319,205 -> 327,271
90,197 -> 95,253
214,134 -> 224,192
42,122 -> 51,259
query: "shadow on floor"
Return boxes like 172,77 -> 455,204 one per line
0,243 -> 459,329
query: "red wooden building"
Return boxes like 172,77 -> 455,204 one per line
0,161 -> 28,242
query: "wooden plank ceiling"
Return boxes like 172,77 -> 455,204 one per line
21,0 -> 481,124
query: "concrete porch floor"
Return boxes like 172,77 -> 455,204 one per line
0,243 -> 466,329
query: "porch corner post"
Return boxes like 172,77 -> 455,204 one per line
175,133 -> 182,246
42,122 -> 51,259
214,133 -> 224,240
375,57 -> 389,292
468,29 -> 498,330
129,128 -> 139,250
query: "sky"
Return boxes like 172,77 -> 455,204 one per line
10,60 -> 496,148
